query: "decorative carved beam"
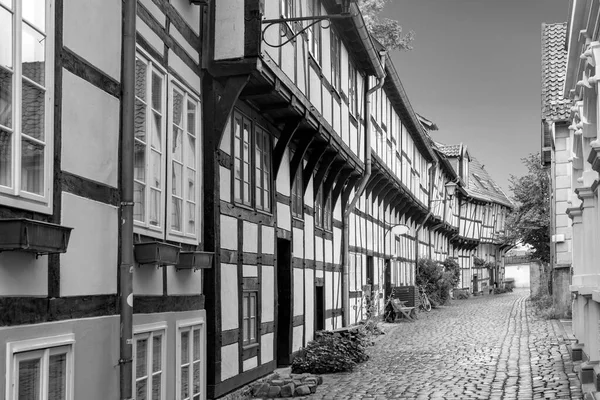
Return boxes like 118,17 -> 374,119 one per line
313,152 -> 338,201
273,117 -> 302,177
302,141 -> 328,195
322,161 -> 347,202
331,169 -> 355,206
364,172 -> 384,198
341,174 -> 361,206
289,130 -> 316,186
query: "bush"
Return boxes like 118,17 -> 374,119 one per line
416,257 -> 460,306
530,294 -> 560,319
291,329 -> 370,374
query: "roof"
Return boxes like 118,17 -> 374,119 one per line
467,157 -> 513,208
541,22 -> 571,121
436,143 -> 462,158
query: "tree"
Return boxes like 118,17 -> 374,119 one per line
357,0 -> 414,51
506,153 -> 551,263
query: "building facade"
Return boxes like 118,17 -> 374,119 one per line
0,0 -> 512,399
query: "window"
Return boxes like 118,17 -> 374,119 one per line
330,31 -> 341,92
281,0 -> 295,18
133,50 -> 202,243
0,0 -> 54,213
315,186 -> 332,230
307,0 -> 321,64
232,110 -> 272,212
291,168 -> 303,218
134,325 -> 166,400
348,62 -> 358,116
177,320 -> 205,400
242,291 -> 258,345
7,334 -> 74,400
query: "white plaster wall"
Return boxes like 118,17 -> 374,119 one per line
170,26 -> 199,63
262,226 -> 275,254
221,344 -> 239,381
221,263 -> 238,330
133,263 -> 163,296
243,264 -> 258,277
165,266 -> 202,295
304,268 -> 314,342
333,271 -> 341,310
315,238 -> 323,262
243,222 -> 258,253
171,0 -> 200,34
292,326 -> 303,353
277,203 -> 292,232
333,227 -> 342,264
293,227 -> 304,258
220,215 -> 238,250
325,271 -> 333,310
139,0 -> 165,25
136,17 -> 163,56
277,149 -> 291,196
304,215 -> 314,260
309,68 -> 322,113
0,253 -> 47,296
293,268 -> 304,316
505,264 -> 530,288
220,166 -> 231,202
168,49 -> 200,91
261,333 -> 274,364
220,118 -> 231,153
262,265 -> 275,322
214,0 -> 244,60
60,193 -> 118,296
63,0 -> 121,80
243,356 -> 258,372
324,239 -> 333,263
61,70 -> 119,187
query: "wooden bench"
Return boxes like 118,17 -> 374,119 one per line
386,299 -> 417,322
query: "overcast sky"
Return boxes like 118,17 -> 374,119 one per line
384,0 -> 568,195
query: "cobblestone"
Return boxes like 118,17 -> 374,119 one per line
302,290 -> 581,400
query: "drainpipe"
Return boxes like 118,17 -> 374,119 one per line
120,0 -> 136,399
342,51 -> 386,327
415,161 -> 438,278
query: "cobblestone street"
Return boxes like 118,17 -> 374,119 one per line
307,290 -> 581,400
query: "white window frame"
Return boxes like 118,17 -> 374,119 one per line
176,317 -> 206,400
6,334 -> 75,400
133,48 -> 168,239
166,76 -> 202,244
0,0 -> 55,214
133,322 -> 167,400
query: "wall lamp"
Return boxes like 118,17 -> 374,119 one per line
431,181 -> 458,204
261,0 -> 357,48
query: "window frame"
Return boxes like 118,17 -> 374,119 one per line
307,0 -> 322,65
166,76 -> 202,244
176,318 -> 207,400
6,334 -> 75,400
133,322 -> 167,400
291,167 -> 303,219
242,291 -> 258,346
348,61 -> 358,116
0,0 -> 55,214
330,30 -> 341,92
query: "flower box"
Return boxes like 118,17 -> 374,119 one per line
134,241 -> 181,266
176,251 -> 214,270
0,219 -> 73,255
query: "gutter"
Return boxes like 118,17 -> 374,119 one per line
342,51 -> 386,327
119,1 -> 136,399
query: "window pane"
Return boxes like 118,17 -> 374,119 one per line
134,181 -> 145,222
134,99 -> 146,142
173,90 -> 183,127
22,0 -> 45,31
135,58 -> 147,99
0,9 -> 12,70
172,127 -> 183,161
187,135 -> 196,167
20,138 -> 43,195
136,379 -> 147,400
18,358 -> 40,400
149,188 -> 160,226
172,162 -> 182,196
187,169 -> 195,202
48,354 -> 66,400
21,23 -> 45,85
150,149 -> 161,188
151,72 -> 162,112
181,366 -> 189,399
134,141 -> 146,184
0,71 -> 12,131
181,330 -> 189,364
151,376 -> 161,400
193,329 -> 201,361
151,112 -> 161,149
152,336 -> 161,372
250,294 -> 256,317
193,362 -> 201,394
187,101 -> 196,136
136,339 -> 148,378
21,79 -> 44,140
250,317 -> 256,341
187,202 -> 195,234
0,129 -> 11,187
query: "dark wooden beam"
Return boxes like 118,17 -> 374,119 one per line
379,184 -> 397,207
289,130 -> 316,186
273,117 -> 302,177
332,170 -> 355,206
312,152 -> 338,200
322,161 -> 346,201
371,177 -> 392,201
364,172 -> 384,198
239,84 -> 274,99
302,141 -> 328,195
260,101 -> 291,112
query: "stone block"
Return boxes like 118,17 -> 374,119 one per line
280,383 -> 295,397
295,385 -> 312,396
580,361 -> 596,384
308,382 -> 318,393
252,383 -> 270,397
573,344 -> 584,361
267,386 -> 281,398
271,379 -> 285,386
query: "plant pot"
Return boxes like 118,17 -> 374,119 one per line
0,219 -> 73,255
134,241 -> 181,266
176,251 -> 214,270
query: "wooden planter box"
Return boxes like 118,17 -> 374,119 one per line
134,241 -> 181,266
176,251 -> 214,271
0,219 -> 73,254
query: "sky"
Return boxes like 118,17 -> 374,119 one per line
383,0 -> 568,195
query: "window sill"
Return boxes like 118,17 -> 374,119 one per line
0,192 -> 53,215
242,342 -> 259,360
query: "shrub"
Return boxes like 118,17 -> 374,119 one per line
291,329 -> 370,374
530,294 -> 560,319
416,257 -> 460,306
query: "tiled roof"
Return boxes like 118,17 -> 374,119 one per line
467,157 -> 513,208
436,143 -> 461,157
541,22 -> 571,121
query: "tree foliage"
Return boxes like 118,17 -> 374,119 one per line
357,0 -> 414,51
506,153 -> 551,263
416,257 -> 460,306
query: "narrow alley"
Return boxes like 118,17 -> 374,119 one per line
305,291 -> 581,400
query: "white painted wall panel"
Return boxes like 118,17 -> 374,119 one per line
304,268 -> 314,342
214,0 -> 243,60
333,229 -> 341,265
315,237 -> 323,262
221,344 -> 239,380
243,222 -> 258,253
0,253 -> 47,296
333,101 -> 341,135
243,356 -> 258,371
304,215 -> 314,260
324,239 -> 333,263
292,325 -> 303,352
62,71 -> 119,187
61,193 -> 118,295
132,263 -> 163,296
220,166 -> 231,202
221,263 -> 238,330
293,268 -> 304,316
261,333 -> 274,364
325,271 -> 333,310
220,118 -> 231,153
220,215 -> 238,250
277,203 -> 292,232
166,266 -> 202,295
243,264 -> 258,277
322,90 -> 332,126
168,50 -> 200,91
171,25 -> 199,63
293,227 -> 304,258
261,265 -> 275,322
137,17 -> 163,56
64,0 -> 121,80
262,226 -> 275,254
139,0 -> 165,24
172,0 -> 200,34
309,68 -> 322,113
276,148 -> 291,196
281,43 -> 295,83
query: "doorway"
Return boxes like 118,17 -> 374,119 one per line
315,284 -> 324,332
276,238 -> 292,366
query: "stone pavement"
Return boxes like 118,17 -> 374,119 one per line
304,290 -> 581,400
